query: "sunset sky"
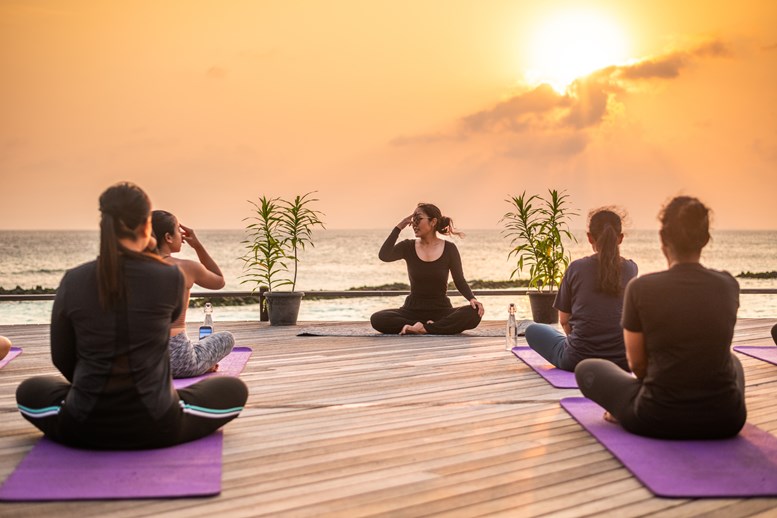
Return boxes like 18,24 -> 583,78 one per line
2,1 -> 776,230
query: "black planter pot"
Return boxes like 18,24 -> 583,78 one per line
265,292 -> 304,326
528,292 -> 558,324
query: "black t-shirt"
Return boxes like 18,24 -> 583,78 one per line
554,255 -> 638,367
622,262 -> 744,421
51,256 -> 184,426
379,227 -> 475,309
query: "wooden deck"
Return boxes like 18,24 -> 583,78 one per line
1,319 -> 777,517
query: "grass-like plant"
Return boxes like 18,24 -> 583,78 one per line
277,192 -> 326,291
241,195 -> 289,292
241,192 -> 325,293
502,189 -> 577,292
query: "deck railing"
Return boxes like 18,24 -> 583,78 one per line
3,288 -> 776,321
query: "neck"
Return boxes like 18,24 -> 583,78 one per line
418,233 -> 438,245
118,237 -> 147,253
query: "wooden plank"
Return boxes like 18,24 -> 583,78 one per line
0,319 -> 775,516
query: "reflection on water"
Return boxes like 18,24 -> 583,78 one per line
1,229 -> 776,324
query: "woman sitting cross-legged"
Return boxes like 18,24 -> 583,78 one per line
525,208 -> 638,372
575,196 -> 746,439
370,203 -> 484,335
15,182 -> 247,450
152,210 -> 234,378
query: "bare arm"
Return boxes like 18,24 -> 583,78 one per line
180,224 -> 225,289
625,329 -> 647,379
559,310 -> 572,335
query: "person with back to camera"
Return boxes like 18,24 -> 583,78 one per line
370,203 -> 484,335
525,208 -> 638,372
15,182 -> 248,449
575,196 -> 746,439
152,210 -> 234,378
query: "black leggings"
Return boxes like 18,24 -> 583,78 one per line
16,375 -> 248,450
370,305 -> 481,335
772,323 -> 777,345
575,356 -> 746,439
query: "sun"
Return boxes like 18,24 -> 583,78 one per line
524,10 -> 629,93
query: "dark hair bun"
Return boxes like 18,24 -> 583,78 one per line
659,196 -> 710,255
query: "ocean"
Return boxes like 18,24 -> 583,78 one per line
2,229 -> 777,325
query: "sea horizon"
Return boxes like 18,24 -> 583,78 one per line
2,228 -> 777,325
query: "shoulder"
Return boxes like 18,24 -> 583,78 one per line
703,266 -> 740,290
59,260 -> 97,289
622,258 -> 638,275
67,260 -> 98,279
443,239 -> 459,253
567,255 -> 596,274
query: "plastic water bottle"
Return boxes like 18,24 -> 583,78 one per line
506,303 -> 517,351
199,302 -> 214,340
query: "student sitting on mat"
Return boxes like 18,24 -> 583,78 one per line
370,202 -> 484,335
152,210 -> 234,378
576,196 -> 746,439
525,208 -> 638,372
15,182 -> 248,450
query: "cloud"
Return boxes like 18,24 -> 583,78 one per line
616,40 -> 729,80
393,38 -> 730,157
460,84 -> 568,133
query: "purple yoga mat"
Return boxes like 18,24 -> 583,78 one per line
0,432 -> 223,501
511,347 -> 578,388
0,347 -> 22,369
734,346 -> 777,365
561,397 -> 777,498
173,346 -> 252,389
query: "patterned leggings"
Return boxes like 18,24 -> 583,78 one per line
169,331 -> 234,379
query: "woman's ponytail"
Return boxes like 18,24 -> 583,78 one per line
589,208 -> 624,296
96,182 -> 152,310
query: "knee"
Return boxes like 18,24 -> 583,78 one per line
0,336 -> 10,360
524,323 -> 546,345
16,376 -> 63,407
370,311 -> 390,333
772,323 -> 777,345
574,358 -> 608,393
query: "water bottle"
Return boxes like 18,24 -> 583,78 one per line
506,303 -> 517,351
199,302 -> 214,340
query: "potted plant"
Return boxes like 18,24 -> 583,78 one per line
241,192 -> 325,325
501,189 -> 577,324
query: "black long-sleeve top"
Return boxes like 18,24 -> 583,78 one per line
379,227 -> 475,309
51,257 -> 184,426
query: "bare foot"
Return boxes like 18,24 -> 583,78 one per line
603,411 -> 618,424
208,364 -> 219,373
400,322 -> 427,335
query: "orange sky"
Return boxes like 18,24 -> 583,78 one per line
1,0 -> 776,230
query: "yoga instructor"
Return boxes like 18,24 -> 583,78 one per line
370,203 -> 483,335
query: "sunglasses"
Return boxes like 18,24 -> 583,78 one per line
412,214 -> 432,224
